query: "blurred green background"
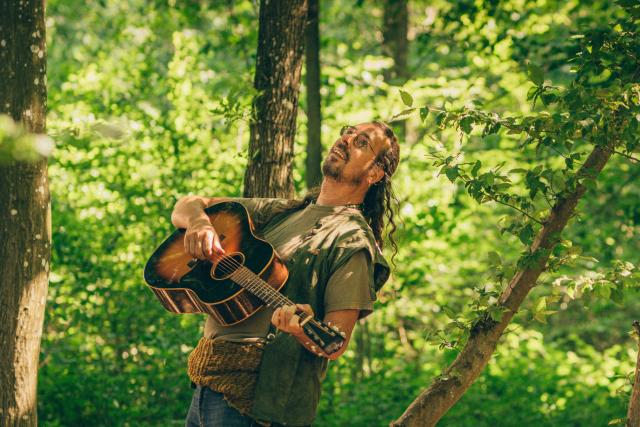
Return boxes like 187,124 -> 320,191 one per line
40,0 -> 639,425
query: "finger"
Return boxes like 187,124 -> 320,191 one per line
271,308 -> 282,328
289,314 -> 301,334
188,236 -> 196,258
198,238 -> 209,259
212,233 -> 225,255
279,307 -> 291,326
296,304 -> 314,316
203,232 -> 214,258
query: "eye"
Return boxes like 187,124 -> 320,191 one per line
355,135 -> 368,147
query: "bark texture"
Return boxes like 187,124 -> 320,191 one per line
628,321 -> 640,427
382,0 -> 409,141
304,0 -> 322,189
382,0 -> 409,83
0,1 -> 50,426
243,0 -> 309,198
391,143 -> 613,427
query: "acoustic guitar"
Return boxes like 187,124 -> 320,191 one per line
143,200 -> 345,354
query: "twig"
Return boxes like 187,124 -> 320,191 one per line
613,150 -> 640,163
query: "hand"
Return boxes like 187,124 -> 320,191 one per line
271,304 -> 314,336
184,218 -> 225,259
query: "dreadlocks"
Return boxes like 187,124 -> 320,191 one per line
363,121 -> 400,261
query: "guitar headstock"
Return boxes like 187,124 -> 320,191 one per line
300,318 -> 346,355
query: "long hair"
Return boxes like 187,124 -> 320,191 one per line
302,121 -> 401,261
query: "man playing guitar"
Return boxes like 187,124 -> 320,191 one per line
171,121 -> 400,426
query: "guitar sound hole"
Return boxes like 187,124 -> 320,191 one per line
211,253 -> 245,280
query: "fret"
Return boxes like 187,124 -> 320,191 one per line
229,266 -> 295,309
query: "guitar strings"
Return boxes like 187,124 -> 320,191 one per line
203,254 -> 306,318
197,254 -> 343,343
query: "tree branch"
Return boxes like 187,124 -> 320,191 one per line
627,320 -> 640,427
391,142 -> 614,427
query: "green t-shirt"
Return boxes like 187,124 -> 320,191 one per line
203,199 -> 375,343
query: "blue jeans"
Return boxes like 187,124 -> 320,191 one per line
185,385 -> 262,427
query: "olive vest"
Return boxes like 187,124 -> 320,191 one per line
246,199 -> 390,426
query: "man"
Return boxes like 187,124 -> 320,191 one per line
171,121 -> 400,426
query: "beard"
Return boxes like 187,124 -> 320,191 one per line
321,156 -> 364,186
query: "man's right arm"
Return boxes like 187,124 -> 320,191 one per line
171,195 -> 228,259
171,195 -> 225,229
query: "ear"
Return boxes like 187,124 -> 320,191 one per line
367,165 -> 384,185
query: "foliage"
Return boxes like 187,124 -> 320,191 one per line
0,115 -> 53,164
40,0 -> 639,425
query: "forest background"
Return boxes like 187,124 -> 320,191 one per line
5,0 -> 639,425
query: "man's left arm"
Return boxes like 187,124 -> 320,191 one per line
272,304 -> 359,360
272,249 -> 375,360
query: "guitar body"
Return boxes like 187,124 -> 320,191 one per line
143,201 -> 288,325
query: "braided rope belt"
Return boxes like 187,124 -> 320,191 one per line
187,337 -> 264,415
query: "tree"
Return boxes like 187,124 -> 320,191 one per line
392,5 -> 639,425
382,0 -> 409,83
0,1 -> 50,425
243,0 -> 309,198
382,0 -> 409,141
305,0 -> 322,189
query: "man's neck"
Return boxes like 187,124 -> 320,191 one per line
315,178 -> 367,206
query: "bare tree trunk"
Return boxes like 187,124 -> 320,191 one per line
382,0 -> 409,140
304,0 -> 322,189
382,0 -> 409,83
627,321 -> 640,427
0,1 -> 50,426
392,143 -> 613,427
243,0 -> 309,198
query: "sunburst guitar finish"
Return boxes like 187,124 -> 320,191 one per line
144,201 -> 346,354
143,201 -> 288,325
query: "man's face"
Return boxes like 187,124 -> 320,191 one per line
322,123 -> 391,186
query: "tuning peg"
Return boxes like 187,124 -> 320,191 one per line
339,331 -> 346,338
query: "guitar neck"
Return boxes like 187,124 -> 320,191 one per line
229,266 -> 319,324
230,266 -> 296,310
228,264 -> 344,355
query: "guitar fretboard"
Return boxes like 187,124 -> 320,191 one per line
229,266 -> 310,322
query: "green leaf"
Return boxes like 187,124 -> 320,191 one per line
508,168 -> 528,174
442,306 -> 457,319
488,305 -> 505,322
419,107 -> 429,122
471,160 -> 481,177
460,117 -> 474,134
518,223 -> 534,245
399,90 -> 413,107
527,63 -> 544,86
445,165 -> 459,183
488,251 -> 502,265
390,108 -> 416,122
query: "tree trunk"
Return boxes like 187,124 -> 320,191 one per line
0,1 -> 50,426
304,0 -> 322,189
382,0 -> 409,83
627,321 -> 640,427
392,142 -> 613,427
243,0 -> 309,198
382,0 -> 409,140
